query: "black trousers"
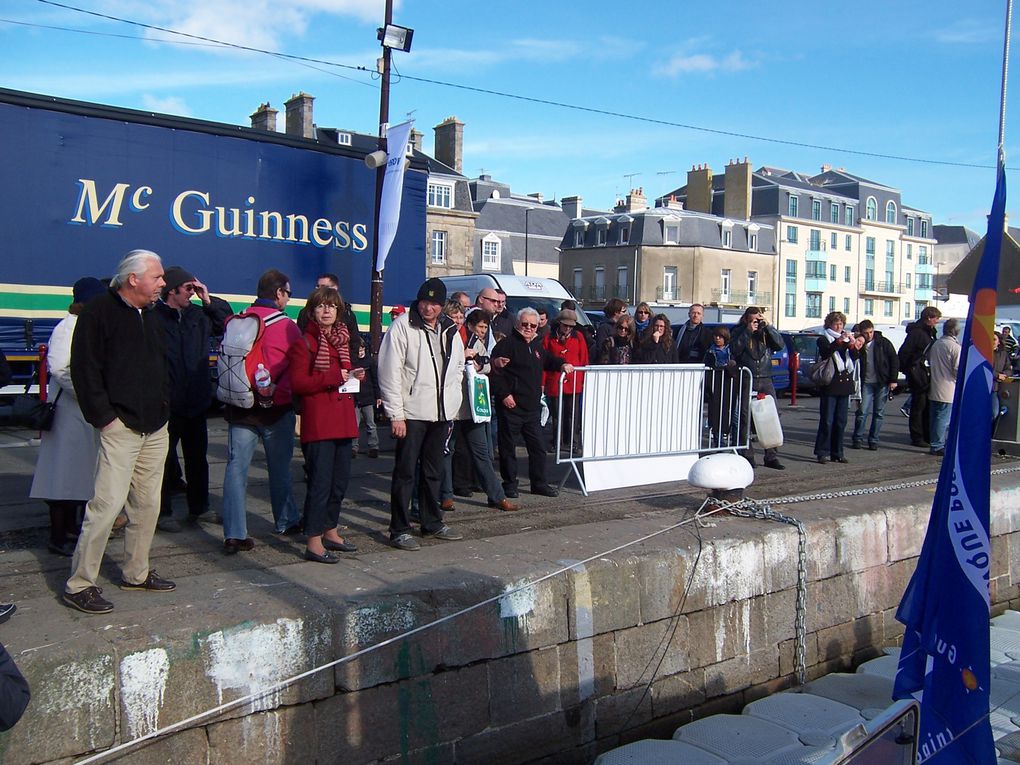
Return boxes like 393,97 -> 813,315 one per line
908,386 -> 932,444
496,406 -> 549,493
547,393 -> 582,449
390,420 -> 447,538
303,439 -> 353,537
160,412 -> 209,517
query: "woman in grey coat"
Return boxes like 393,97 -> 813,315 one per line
29,278 -> 106,555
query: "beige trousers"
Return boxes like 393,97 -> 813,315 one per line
66,420 -> 169,594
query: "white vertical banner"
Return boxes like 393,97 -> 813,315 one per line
375,119 -> 414,272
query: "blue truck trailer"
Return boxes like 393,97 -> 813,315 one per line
0,87 -> 427,389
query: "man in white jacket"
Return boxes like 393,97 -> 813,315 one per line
378,278 -> 465,550
927,318 -> 961,457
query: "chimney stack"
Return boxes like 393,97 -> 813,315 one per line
434,116 -> 465,173
686,164 -> 714,213
624,187 -> 647,212
723,157 -> 752,220
561,195 -> 583,219
408,128 -> 424,154
250,103 -> 278,132
820,163 -> 832,173
284,92 -> 315,139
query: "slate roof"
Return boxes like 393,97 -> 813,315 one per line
934,224 -> 981,249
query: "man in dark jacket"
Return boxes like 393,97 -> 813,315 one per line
490,308 -> 574,498
66,249 -> 175,614
898,306 -> 941,447
155,266 -> 232,531
851,320 -> 899,450
673,303 -> 713,364
0,641 -> 30,732
730,306 -> 785,470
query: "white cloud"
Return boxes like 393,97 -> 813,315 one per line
933,20 -> 998,45
140,94 -> 193,116
656,48 -> 755,77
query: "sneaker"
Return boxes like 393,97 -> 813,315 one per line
427,526 -> 463,542
157,517 -> 182,533
392,533 -> 420,551
900,405 -> 910,418
119,570 -> 176,592
0,603 -> 16,623
63,587 -> 114,614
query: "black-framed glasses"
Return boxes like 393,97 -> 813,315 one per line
519,322 -> 538,329
282,288 -> 292,296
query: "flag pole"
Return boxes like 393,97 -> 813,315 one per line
999,0 -> 1013,161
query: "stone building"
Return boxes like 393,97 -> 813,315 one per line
558,184 -> 776,312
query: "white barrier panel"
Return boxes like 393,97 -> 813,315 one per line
579,365 -> 705,492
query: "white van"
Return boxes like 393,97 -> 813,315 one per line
438,274 -> 593,327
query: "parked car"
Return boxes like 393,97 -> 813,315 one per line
781,332 -> 823,395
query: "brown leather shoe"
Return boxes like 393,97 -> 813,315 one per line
488,498 -> 520,512
440,499 -> 456,512
224,538 -> 255,554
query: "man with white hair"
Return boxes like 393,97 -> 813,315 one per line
490,307 -> 574,498
65,250 -> 175,614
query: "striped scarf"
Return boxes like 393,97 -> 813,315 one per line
314,321 -> 351,371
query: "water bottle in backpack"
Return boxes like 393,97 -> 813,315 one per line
254,363 -> 273,408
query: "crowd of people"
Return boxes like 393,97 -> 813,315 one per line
7,250 -> 1017,617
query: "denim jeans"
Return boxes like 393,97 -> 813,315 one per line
929,401 -> 952,452
354,404 -> 379,451
852,383 -> 890,447
814,393 -> 849,459
222,410 -> 301,540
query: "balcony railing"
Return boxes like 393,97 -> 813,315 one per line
657,287 -> 680,302
859,280 -> 903,295
709,289 -> 772,306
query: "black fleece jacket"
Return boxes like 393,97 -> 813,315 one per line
71,289 -> 169,432
490,330 -> 565,412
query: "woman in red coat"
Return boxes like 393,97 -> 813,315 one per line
288,287 -> 362,563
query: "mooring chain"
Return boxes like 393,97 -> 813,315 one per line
725,499 -> 808,686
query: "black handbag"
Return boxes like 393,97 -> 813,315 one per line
11,385 -> 61,431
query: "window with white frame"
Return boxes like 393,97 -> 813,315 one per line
805,293 -> 822,318
829,296 -> 836,313
864,298 -> 874,314
810,229 -> 821,250
596,227 -> 607,246
720,269 -> 731,301
812,199 -> 821,220
785,260 -> 797,317
574,229 -> 584,247
594,267 -> 605,298
845,206 -> 854,226
573,268 -> 583,295
481,234 -> 501,271
830,203 -> 840,224
788,195 -> 799,217
787,225 -> 798,243
830,264 -> 837,281
906,217 -> 915,237
831,232 -> 838,250
747,271 -> 758,299
722,228 -> 733,248
905,302 -> 912,317
845,234 -> 852,251
866,197 -> 877,221
664,223 -> 680,244
430,230 -> 447,264
921,219 -> 929,238
843,297 -> 850,313
906,243 -> 913,260
844,265 -> 852,283
427,182 -> 453,209
663,266 -> 678,301
884,299 -> 894,317
617,266 -> 629,299
905,273 -> 912,288
618,226 -> 630,245
749,232 -> 758,251
885,200 -> 897,224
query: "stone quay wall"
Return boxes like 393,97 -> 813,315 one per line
3,475 -> 1019,765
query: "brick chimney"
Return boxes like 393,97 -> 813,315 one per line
408,128 -> 424,153
561,195 -> 583,219
686,164 -> 714,213
284,92 -> 315,139
723,157 -> 752,220
434,116 -> 464,173
250,103 -> 278,132
625,187 -> 646,212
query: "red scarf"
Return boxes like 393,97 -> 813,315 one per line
314,321 -> 351,371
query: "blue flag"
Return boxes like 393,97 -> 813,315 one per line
892,161 -> 1005,763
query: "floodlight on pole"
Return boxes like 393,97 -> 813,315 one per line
377,24 -> 414,52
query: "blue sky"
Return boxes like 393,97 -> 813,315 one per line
2,0 -> 1017,234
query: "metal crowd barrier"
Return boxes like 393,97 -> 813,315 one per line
551,364 -> 753,495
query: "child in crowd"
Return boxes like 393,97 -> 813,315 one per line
703,326 -> 738,448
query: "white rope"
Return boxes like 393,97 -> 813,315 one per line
73,502 -> 726,764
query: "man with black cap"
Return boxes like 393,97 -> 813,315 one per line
378,278 -> 465,551
154,266 -> 232,531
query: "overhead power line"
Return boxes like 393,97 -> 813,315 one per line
24,0 -> 1013,172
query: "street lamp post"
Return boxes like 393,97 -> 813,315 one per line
368,1 -> 413,352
